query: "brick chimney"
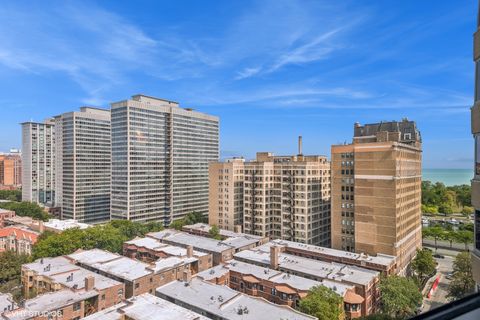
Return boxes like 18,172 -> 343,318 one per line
186,245 -> 193,258
234,225 -> 242,233
270,246 -> 280,270
182,269 -> 192,283
85,275 -> 95,291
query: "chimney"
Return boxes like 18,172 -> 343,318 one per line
234,225 -> 242,233
182,269 -> 192,283
298,136 -> 303,155
85,276 -> 95,291
186,245 -> 193,258
38,220 -> 44,233
270,246 -> 280,270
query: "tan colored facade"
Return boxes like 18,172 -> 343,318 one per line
209,158 -> 245,231
331,120 -> 422,273
0,154 -> 21,188
209,148 -> 331,246
472,4 -> 480,287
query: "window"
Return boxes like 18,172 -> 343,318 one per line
101,294 -> 105,300
73,302 -> 81,311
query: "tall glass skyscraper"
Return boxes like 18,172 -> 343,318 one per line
54,107 -> 111,224
111,95 -> 219,224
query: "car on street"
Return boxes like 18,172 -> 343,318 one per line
433,253 -> 445,259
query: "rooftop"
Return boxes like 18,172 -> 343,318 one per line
151,256 -> 198,273
234,250 -> 379,286
125,237 -> 208,257
0,208 -> 14,213
197,259 -> 354,296
183,223 -> 265,241
44,219 -> 90,231
23,256 -> 121,290
265,239 -> 396,268
0,227 -> 39,243
68,249 -> 152,281
148,230 -> 234,253
0,293 -> 16,314
156,278 -> 316,320
3,290 -> 97,320
83,293 -> 209,320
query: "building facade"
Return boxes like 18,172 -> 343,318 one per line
209,144 -> 331,246
54,107 -> 111,224
110,94 -> 219,224
0,227 -> 38,255
471,4 -> 480,288
331,120 -> 422,273
0,152 -> 22,189
21,120 -> 55,206
209,158 -> 245,231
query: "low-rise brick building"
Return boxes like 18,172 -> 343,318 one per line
0,209 -> 15,227
21,256 -> 125,310
123,237 -> 212,272
234,245 -> 380,317
197,259 -> 364,319
67,249 -> 198,298
0,227 -> 39,255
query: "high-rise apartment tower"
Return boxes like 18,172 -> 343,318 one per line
471,2 -> 480,288
111,95 -> 219,224
209,138 -> 331,246
21,120 -> 55,206
331,120 -> 422,273
54,107 -> 111,224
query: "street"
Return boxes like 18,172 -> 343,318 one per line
421,256 -> 454,313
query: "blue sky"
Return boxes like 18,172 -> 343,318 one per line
0,0 -> 476,168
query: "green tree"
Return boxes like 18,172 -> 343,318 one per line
423,226 -> 445,251
33,220 -> 164,259
298,285 -> 344,320
378,275 -> 422,319
0,201 -> 50,221
0,190 -> 21,202
411,249 -> 436,282
454,230 -> 473,251
461,206 -> 474,216
0,251 -> 31,301
170,219 -> 186,230
208,225 -> 222,240
447,252 -> 475,300
444,230 -> 456,248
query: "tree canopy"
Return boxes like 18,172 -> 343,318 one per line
411,249 -> 436,283
0,251 -> 31,301
421,181 -> 471,215
32,220 -> 164,259
298,285 -> 344,320
0,190 -> 21,202
447,252 -> 475,301
378,275 -> 422,319
0,201 -> 50,221
208,225 -> 222,240
169,211 -> 207,230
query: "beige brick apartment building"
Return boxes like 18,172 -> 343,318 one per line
209,140 -> 331,246
331,120 -> 422,273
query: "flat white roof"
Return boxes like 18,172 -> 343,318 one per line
125,237 -> 208,257
68,249 -> 152,281
184,223 -> 265,241
196,260 -> 353,296
24,256 -> 121,290
44,219 -> 90,231
3,290 -> 97,320
234,250 -> 379,286
156,278 -> 315,320
83,293 -> 209,320
148,230 -> 233,253
266,239 -> 396,267
0,293 -> 16,314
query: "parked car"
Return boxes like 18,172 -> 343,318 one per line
446,272 -> 454,280
433,253 -> 445,259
